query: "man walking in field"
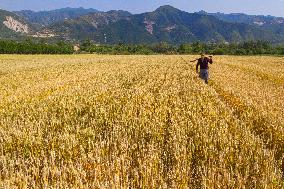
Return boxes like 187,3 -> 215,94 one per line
190,53 -> 213,84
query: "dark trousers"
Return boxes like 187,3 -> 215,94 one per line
199,69 -> 209,84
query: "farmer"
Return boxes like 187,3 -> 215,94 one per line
190,53 -> 213,84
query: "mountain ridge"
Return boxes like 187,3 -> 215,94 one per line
15,7 -> 99,27
196,10 -> 284,26
45,5 -> 281,44
0,6 -> 284,44
0,9 -> 33,39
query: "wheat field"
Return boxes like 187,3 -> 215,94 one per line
0,54 -> 283,188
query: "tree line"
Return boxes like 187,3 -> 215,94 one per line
0,40 -> 73,54
0,39 -> 284,55
81,41 -> 284,55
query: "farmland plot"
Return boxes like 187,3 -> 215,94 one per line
0,55 -> 283,188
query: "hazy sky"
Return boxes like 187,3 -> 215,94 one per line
1,0 -> 284,17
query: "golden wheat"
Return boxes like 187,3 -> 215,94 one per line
0,54 -> 283,188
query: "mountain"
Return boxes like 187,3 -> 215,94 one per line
15,7 -> 98,27
48,10 -> 132,41
1,6 -> 284,44
197,11 -> 284,41
197,11 -> 284,26
47,5 -> 281,44
0,9 -> 33,39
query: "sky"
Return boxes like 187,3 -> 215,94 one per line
0,0 -> 284,17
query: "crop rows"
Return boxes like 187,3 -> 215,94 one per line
0,55 -> 283,188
